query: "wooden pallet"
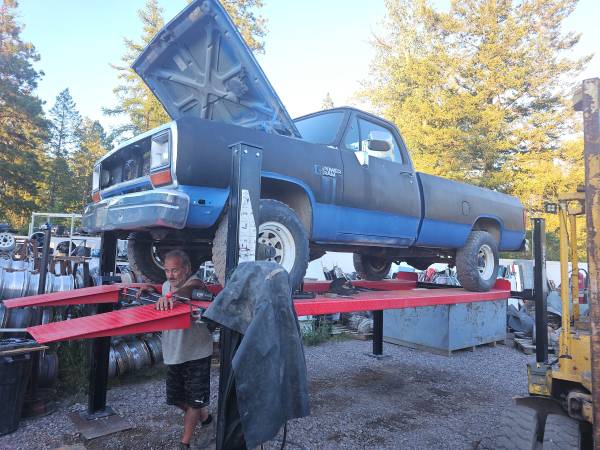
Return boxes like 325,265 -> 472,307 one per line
331,325 -> 372,340
513,336 -> 556,355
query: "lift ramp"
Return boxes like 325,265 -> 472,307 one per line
3,275 -> 511,345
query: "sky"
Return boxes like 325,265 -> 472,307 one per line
16,0 -> 600,132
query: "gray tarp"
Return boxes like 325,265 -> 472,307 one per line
204,261 -> 310,449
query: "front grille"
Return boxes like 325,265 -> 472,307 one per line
101,136 -> 152,190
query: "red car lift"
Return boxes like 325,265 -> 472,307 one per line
5,141 -> 512,445
5,278 -> 511,344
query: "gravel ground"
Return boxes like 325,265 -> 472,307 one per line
0,338 -> 530,450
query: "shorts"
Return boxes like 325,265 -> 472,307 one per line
166,357 -> 211,409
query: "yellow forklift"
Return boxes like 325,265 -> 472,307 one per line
491,78 -> 600,449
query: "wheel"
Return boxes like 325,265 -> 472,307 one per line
542,414 -> 581,449
127,233 -> 208,283
353,254 -> 392,280
211,199 -> 309,289
483,405 -> 539,450
456,230 -> 499,292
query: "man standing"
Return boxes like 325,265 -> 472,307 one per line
139,249 -> 213,449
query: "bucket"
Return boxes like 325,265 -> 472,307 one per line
0,341 -> 33,435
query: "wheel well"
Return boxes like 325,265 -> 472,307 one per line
261,178 -> 312,236
472,218 -> 501,243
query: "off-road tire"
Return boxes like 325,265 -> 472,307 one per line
456,230 -> 499,292
542,414 -> 581,449
353,254 -> 392,280
212,199 -> 309,289
127,233 -> 208,283
482,405 -> 539,449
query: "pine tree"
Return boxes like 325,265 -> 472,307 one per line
0,0 -> 48,230
45,88 -> 82,211
106,0 -> 267,138
48,88 -> 81,157
69,119 -> 110,210
321,92 -> 334,110
363,0 -> 588,194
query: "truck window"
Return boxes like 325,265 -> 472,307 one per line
295,112 -> 344,145
358,119 -> 402,163
343,117 -> 360,151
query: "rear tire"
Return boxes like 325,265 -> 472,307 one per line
353,254 -> 392,280
483,405 -> 539,450
542,414 -> 581,449
456,230 -> 499,292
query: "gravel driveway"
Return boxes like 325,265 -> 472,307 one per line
0,338 -> 530,450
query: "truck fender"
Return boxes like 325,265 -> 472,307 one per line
261,172 -> 315,238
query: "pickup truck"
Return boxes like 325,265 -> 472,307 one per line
82,0 -> 526,292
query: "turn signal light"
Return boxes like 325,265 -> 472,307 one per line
92,191 -> 101,203
150,169 -> 172,187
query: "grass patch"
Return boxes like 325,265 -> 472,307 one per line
302,322 -> 332,346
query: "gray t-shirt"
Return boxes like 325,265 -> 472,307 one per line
161,278 -> 213,365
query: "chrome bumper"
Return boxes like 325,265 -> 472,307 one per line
82,190 -> 190,232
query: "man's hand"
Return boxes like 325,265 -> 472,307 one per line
156,292 -> 174,311
135,284 -> 157,299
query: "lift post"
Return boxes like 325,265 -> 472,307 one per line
216,143 -> 262,450
86,231 -> 117,418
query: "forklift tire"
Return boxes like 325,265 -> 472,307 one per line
128,233 -> 209,283
542,414 -> 581,449
212,199 -> 309,289
456,230 -> 499,292
485,405 -> 539,450
353,254 -> 392,280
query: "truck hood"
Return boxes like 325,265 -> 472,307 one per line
132,0 -> 300,138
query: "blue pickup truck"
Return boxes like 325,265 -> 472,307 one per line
82,0 -> 525,291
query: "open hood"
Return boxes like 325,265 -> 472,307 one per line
132,0 -> 300,138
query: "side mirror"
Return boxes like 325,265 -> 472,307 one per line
367,139 -> 391,152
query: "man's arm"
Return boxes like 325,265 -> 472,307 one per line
171,278 -> 206,299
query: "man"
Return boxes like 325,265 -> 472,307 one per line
138,249 -> 213,449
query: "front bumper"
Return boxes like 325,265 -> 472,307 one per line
82,190 -> 190,233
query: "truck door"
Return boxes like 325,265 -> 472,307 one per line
338,114 -> 421,246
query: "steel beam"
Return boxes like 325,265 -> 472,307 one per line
577,77 -> 600,447
86,231 -> 117,417
217,143 -> 262,450
532,218 -> 549,364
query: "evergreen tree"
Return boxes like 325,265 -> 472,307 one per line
321,92 -> 334,110
362,0 -> 588,194
106,0 -> 267,138
45,88 -> 82,211
48,88 -> 81,157
0,0 -> 47,230
69,119 -> 110,210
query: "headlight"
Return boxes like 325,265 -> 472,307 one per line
150,131 -> 171,170
92,165 -> 101,191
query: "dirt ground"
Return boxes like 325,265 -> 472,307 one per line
0,338 -> 530,450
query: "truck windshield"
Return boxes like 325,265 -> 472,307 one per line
294,112 -> 344,145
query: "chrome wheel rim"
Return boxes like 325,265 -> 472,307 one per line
477,244 -> 495,280
258,221 -> 296,273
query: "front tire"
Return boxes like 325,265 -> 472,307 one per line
456,230 -> 499,292
127,233 -> 209,283
353,254 -> 392,280
211,199 -> 309,289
